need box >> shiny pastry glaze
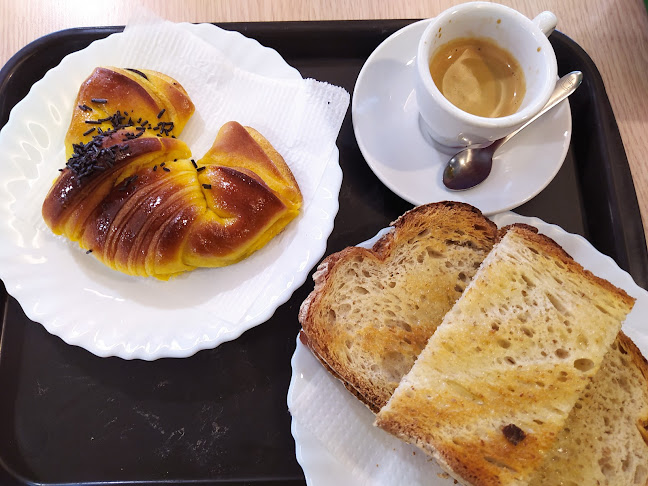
[42,67,303,279]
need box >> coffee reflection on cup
[429,37,526,118]
[415,2,558,149]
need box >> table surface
[2,0,648,246]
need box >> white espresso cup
[416,2,558,148]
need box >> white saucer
[351,19,572,215]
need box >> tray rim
[0,18,647,486]
[545,30,648,289]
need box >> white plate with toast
[0,22,344,360]
[288,212,648,485]
[352,19,572,215]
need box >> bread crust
[299,330,381,412]
[616,332,648,486]
[618,331,648,384]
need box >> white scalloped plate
[287,212,648,485]
[0,23,342,360]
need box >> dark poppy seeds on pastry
[65,129,130,179]
[125,68,148,80]
[156,121,174,136]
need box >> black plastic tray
[0,20,646,486]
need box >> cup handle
[533,11,558,37]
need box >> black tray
[0,20,646,486]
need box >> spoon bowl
[443,71,583,191]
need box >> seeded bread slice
[298,201,498,412]
[528,331,648,486]
[375,224,635,486]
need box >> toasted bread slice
[375,224,635,486]
[299,201,498,412]
[528,331,648,486]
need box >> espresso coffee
[429,37,526,118]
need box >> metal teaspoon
[442,71,583,191]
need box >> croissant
[42,67,303,279]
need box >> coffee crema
[429,37,526,118]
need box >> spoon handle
[500,71,583,147]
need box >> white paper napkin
[289,340,454,485]
[120,18,349,207]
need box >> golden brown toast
[528,331,648,486]
[375,224,635,486]
[299,201,498,412]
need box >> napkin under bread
[289,338,448,485]
[19,13,349,326]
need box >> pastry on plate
[42,67,302,279]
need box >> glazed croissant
[42,67,302,279]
